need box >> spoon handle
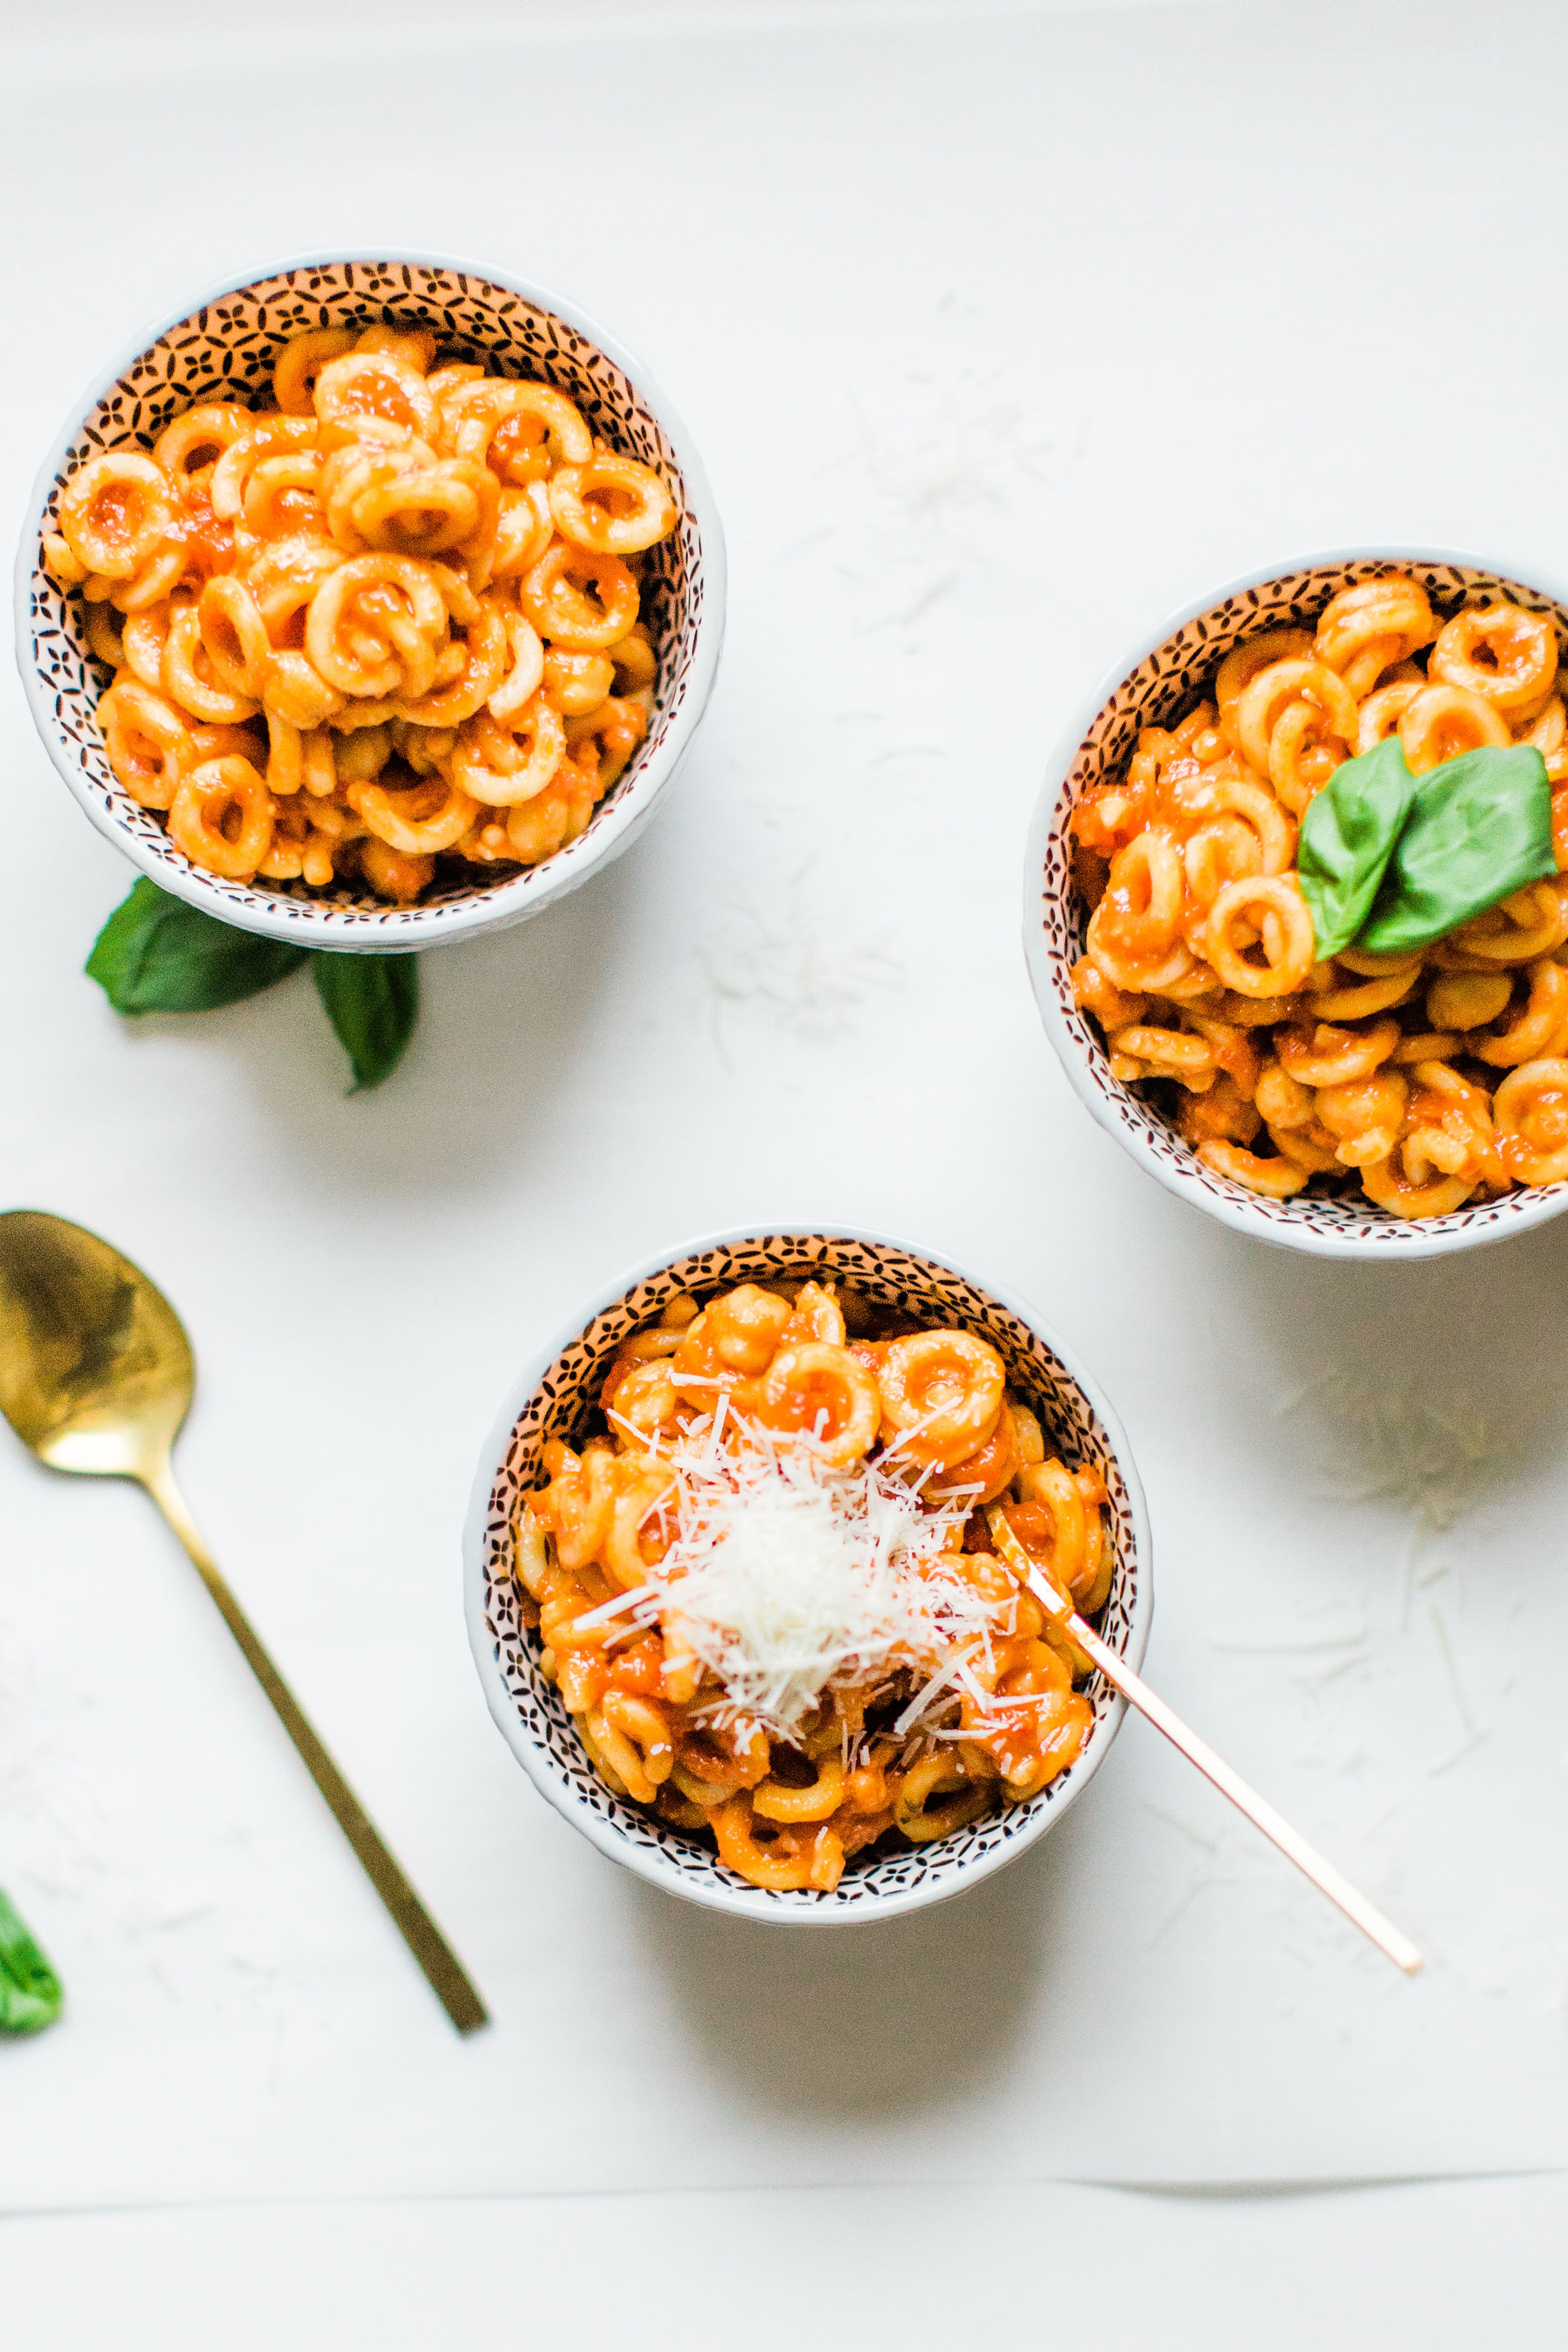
[144,1461,488,2034]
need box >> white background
[4,0,1568,2336]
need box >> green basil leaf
[1297,734,1422,958]
[1359,745,1555,956]
[0,1887,63,2035]
[86,879,309,1014]
[312,951,420,1091]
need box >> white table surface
[4,0,1568,2336]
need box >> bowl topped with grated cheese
[464,1226,1151,1920]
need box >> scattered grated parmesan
[583,1414,1005,1748]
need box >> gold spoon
[0,1209,487,2034]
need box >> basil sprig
[1298,740,1554,961]
[87,881,420,1090]
[0,1887,63,2035]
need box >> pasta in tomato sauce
[1069,575,1568,1215]
[516,1277,1112,1893]
[42,321,676,905]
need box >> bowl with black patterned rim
[14,252,725,951]
[463,1226,1151,1921]
[1024,547,1568,1260]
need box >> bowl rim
[461,1221,1154,1923]
[1023,542,1568,1262]
[14,247,727,951]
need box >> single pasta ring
[348,770,478,855]
[1202,874,1315,997]
[167,753,275,878]
[563,693,647,791]
[519,541,640,650]
[751,1757,847,1825]
[209,417,319,518]
[1430,602,1558,716]
[1215,628,1315,730]
[1493,1057,1568,1184]
[1397,681,1511,773]
[1188,773,1297,873]
[162,602,261,724]
[1355,679,1424,755]
[1275,1015,1399,1087]
[58,453,174,581]
[1101,826,1184,951]
[487,612,546,724]
[273,327,355,416]
[444,379,593,479]
[152,402,252,499]
[760,1340,881,1465]
[198,576,272,702]
[487,482,555,582]
[112,536,192,616]
[542,645,615,715]
[99,678,193,809]
[242,452,325,540]
[450,695,566,808]
[1360,1152,1475,1217]
[876,1329,1006,1469]
[1313,1072,1410,1168]
[304,553,448,699]
[548,451,677,555]
[1195,1139,1309,1196]
[1454,879,1568,965]
[351,455,497,561]
[1313,576,1435,695]
[1234,659,1356,781]
[890,1754,994,1845]
[1475,959,1568,1066]
[1085,901,1196,994]
[312,350,439,450]
[391,598,509,727]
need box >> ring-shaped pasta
[589,1693,674,1805]
[1196,1139,1310,1196]
[1454,879,1568,965]
[1355,679,1424,755]
[1431,602,1558,715]
[891,1754,994,1844]
[351,456,495,560]
[548,453,678,555]
[1215,628,1315,730]
[487,482,555,584]
[1183,816,1261,915]
[1493,1058,1568,1184]
[262,649,346,730]
[1203,874,1316,997]
[58,453,174,581]
[313,350,438,451]
[1307,967,1419,1021]
[167,754,274,878]
[751,1757,847,1825]
[450,695,566,806]
[609,624,658,693]
[1360,1153,1476,1217]
[1085,900,1198,994]
[209,417,319,518]
[273,327,355,416]
[1267,698,1345,814]
[198,576,271,701]
[1275,1015,1399,1087]
[504,768,596,862]
[487,613,546,724]
[162,603,261,723]
[519,541,639,650]
[1397,681,1511,773]
[304,553,447,699]
[709,1797,840,1891]
[924,1406,1019,1508]
[153,402,252,496]
[761,1341,881,1466]
[444,379,592,479]
[242,453,325,540]
[99,678,193,809]
[112,537,191,616]
[391,598,508,727]
[542,645,616,714]
[1235,659,1356,780]
[564,693,648,792]
[347,770,479,854]
[119,606,172,691]
[1102,827,1183,951]
[1189,774,1296,873]
[877,1330,1006,1469]
[1314,576,1435,694]
[1475,958,1568,1066]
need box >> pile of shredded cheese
[582,1411,1010,1747]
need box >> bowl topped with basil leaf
[1025,553,1568,1257]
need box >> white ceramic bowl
[1025,546,1568,1260]
[15,252,725,952]
[464,1226,1152,1922]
